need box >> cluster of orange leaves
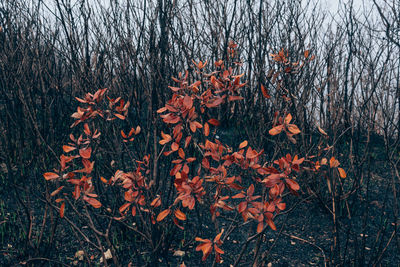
[43,45,346,264]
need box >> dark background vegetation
[0,0,399,266]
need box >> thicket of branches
[0,0,399,266]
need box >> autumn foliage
[44,43,346,265]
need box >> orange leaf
[84,123,91,136]
[79,147,92,159]
[260,84,271,98]
[239,140,248,149]
[329,157,340,168]
[174,209,187,221]
[63,145,76,153]
[287,124,301,135]
[204,122,210,136]
[157,209,171,222]
[85,197,102,208]
[338,167,346,178]
[60,202,65,218]
[119,203,131,213]
[160,131,172,145]
[50,186,64,197]
[318,126,328,136]
[284,113,292,124]
[257,222,264,233]
[189,121,197,133]
[196,242,212,261]
[267,219,277,231]
[44,172,59,180]
[304,50,310,58]
[214,244,224,254]
[178,148,185,159]
[285,179,300,191]
[171,142,179,151]
[151,196,162,207]
[228,95,244,101]
[208,119,220,126]
[183,95,193,109]
[269,125,283,135]
[214,229,224,242]
[114,113,125,120]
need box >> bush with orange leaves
[43,43,345,265]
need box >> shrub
[43,43,345,266]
